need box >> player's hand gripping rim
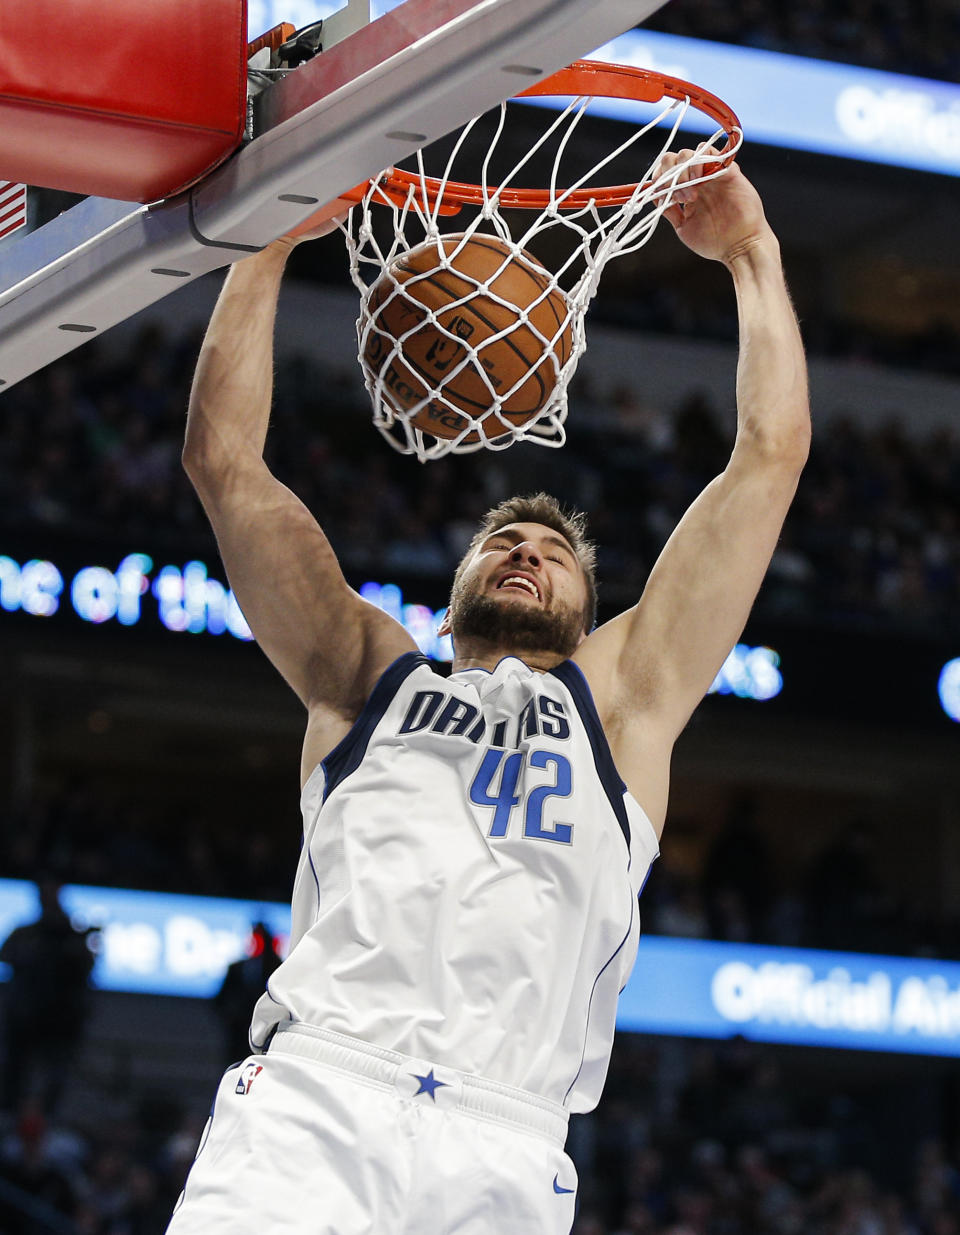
[652,143,774,267]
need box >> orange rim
[342,59,741,215]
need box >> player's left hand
[654,146,775,267]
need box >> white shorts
[166,1023,578,1235]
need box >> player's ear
[437,606,452,637]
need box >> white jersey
[251,652,658,1113]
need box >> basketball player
[166,150,809,1234]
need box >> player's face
[447,523,589,659]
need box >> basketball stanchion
[339,59,742,462]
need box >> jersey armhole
[315,651,429,802]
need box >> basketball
[362,233,572,441]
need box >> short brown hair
[453,493,597,633]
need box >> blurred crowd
[589,291,960,382]
[0,893,279,1233]
[568,1036,960,1235]
[0,779,297,905]
[1,252,959,1231]
[0,312,957,963]
[2,1026,959,1235]
[643,802,944,957]
[646,0,960,83]
[0,1095,205,1234]
[2,3,959,1229]
[1,322,958,633]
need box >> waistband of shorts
[267,1022,569,1146]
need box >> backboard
[0,0,669,393]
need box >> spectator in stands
[214,922,284,1062]
[0,877,96,1117]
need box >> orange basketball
[362,233,572,441]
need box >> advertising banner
[4,879,960,1056]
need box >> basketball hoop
[342,60,743,462]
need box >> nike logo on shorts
[553,1174,575,1194]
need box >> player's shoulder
[302,649,433,787]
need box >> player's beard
[448,583,584,660]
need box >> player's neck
[451,643,565,675]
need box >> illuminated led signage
[254,4,960,177]
[0,879,288,998]
[4,878,960,1055]
[0,555,62,617]
[0,550,780,693]
[586,31,960,177]
[0,541,793,702]
[0,547,457,656]
[619,936,960,1055]
[1,551,253,640]
[708,643,781,701]
[939,658,960,723]
[359,581,452,661]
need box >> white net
[343,80,742,462]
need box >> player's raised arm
[182,226,415,746]
[576,157,810,819]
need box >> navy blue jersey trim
[550,660,631,850]
[321,651,428,802]
[564,897,635,1104]
[307,847,321,906]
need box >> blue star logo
[411,1069,449,1101]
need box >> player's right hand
[655,149,774,268]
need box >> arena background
[1,2,959,1231]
